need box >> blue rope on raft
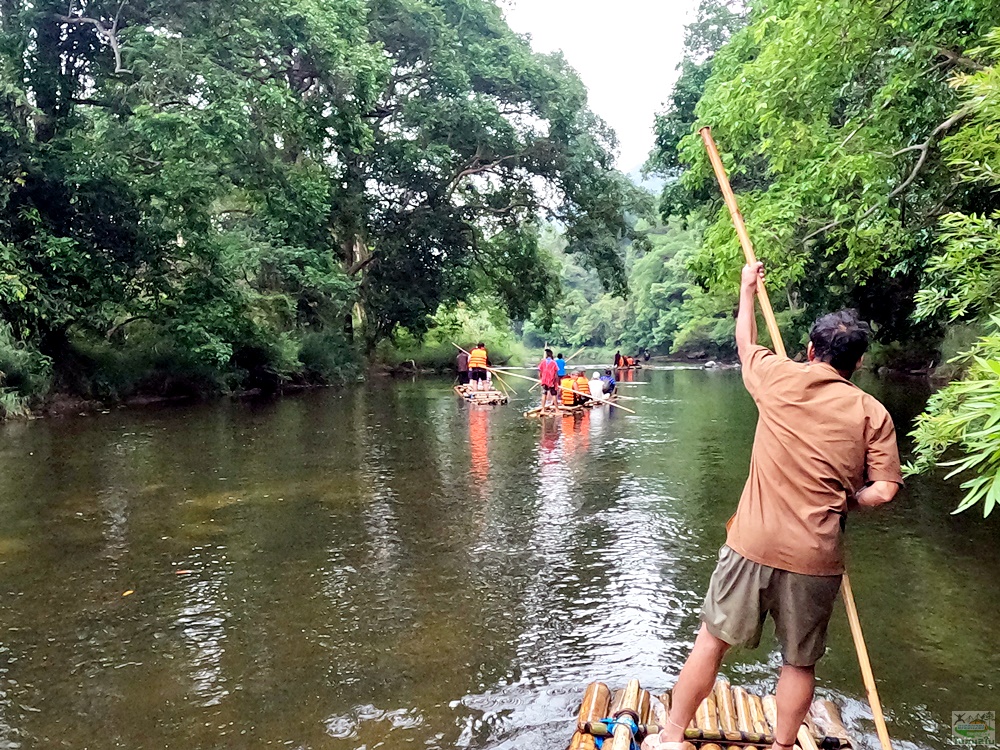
[594,716,641,750]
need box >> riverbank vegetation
[0,0,641,413]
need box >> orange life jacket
[468,347,488,369]
[576,376,591,396]
[560,376,576,405]
[626,357,634,367]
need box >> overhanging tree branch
[57,0,131,74]
[803,106,975,243]
[444,153,521,199]
[347,253,378,276]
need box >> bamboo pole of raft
[762,696,779,736]
[639,690,653,726]
[569,732,598,750]
[700,126,893,750]
[696,693,720,732]
[812,699,850,743]
[610,679,642,750]
[577,682,612,732]
[748,694,769,736]
[714,679,739,733]
[733,686,753,733]
[798,724,822,750]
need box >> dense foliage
[516,222,741,360]
[644,0,1000,514]
[0,0,636,409]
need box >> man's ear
[855,354,865,373]
[806,342,815,362]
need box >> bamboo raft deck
[568,678,852,750]
[524,395,619,418]
[454,384,509,405]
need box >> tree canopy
[0,0,637,403]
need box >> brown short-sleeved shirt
[726,345,903,576]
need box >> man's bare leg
[771,664,815,750]
[660,624,731,742]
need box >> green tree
[668,0,997,346]
[906,30,1000,515]
[339,0,640,345]
[0,0,639,402]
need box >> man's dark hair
[557,352,564,359]
[477,342,485,348]
[544,348,553,358]
[809,309,871,372]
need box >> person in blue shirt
[600,369,617,395]
[555,353,567,378]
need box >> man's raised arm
[736,262,765,363]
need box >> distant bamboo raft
[567,679,852,750]
[523,395,619,418]
[454,385,508,405]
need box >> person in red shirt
[537,349,559,411]
[645,262,902,750]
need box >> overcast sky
[502,0,701,173]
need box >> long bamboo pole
[699,126,893,750]
[698,128,784,357]
[840,574,893,750]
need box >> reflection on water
[0,370,995,749]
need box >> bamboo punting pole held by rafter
[699,126,893,750]
[698,128,785,358]
[841,574,893,750]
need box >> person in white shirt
[589,372,606,402]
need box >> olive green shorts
[701,546,842,667]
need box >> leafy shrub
[0,323,50,416]
[906,316,1000,516]
[297,331,360,382]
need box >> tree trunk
[30,1,68,142]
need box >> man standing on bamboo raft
[644,262,903,750]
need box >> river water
[0,367,996,750]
